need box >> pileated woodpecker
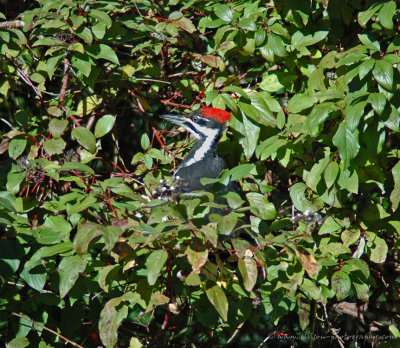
[161,107,236,196]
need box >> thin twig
[11,312,85,348]
[133,0,143,17]
[16,67,41,98]
[226,321,245,344]
[0,118,13,129]
[161,100,191,109]
[136,78,171,84]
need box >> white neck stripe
[180,125,219,168]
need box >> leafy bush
[1,0,400,347]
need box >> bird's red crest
[201,107,231,123]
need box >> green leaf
[338,168,359,193]
[287,94,316,114]
[247,92,277,126]
[246,192,277,220]
[47,106,63,117]
[8,137,26,159]
[71,54,92,77]
[358,33,380,52]
[370,93,387,116]
[0,240,20,276]
[74,222,103,255]
[71,127,97,153]
[368,235,388,263]
[0,191,16,212]
[218,213,238,236]
[99,301,128,348]
[20,261,46,291]
[346,101,367,131]
[238,18,257,31]
[358,59,375,80]
[332,123,359,169]
[319,216,342,235]
[229,164,255,181]
[58,255,87,298]
[176,17,196,33]
[59,162,94,175]
[103,226,122,252]
[358,3,382,28]
[205,283,228,321]
[201,225,218,247]
[44,215,72,237]
[300,278,321,300]
[238,256,258,292]
[95,115,116,138]
[73,222,103,255]
[6,337,29,348]
[146,249,168,285]
[214,4,233,22]
[98,264,120,292]
[87,44,119,65]
[344,259,370,278]
[373,59,394,90]
[341,229,360,247]
[49,119,68,138]
[90,9,112,28]
[141,133,150,150]
[186,243,208,272]
[324,161,339,189]
[289,182,322,213]
[378,1,396,30]
[76,95,102,116]
[390,160,400,211]
[26,242,73,268]
[306,103,332,134]
[331,271,351,301]
[268,33,287,58]
[68,194,98,215]
[239,114,260,159]
[353,282,369,302]
[43,137,66,155]
[75,26,93,44]
[70,14,85,30]
[292,30,329,50]
[305,156,330,191]
[13,197,38,213]
[92,22,107,39]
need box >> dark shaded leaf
[73,222,103,255]
[205,283,228,321]
[58,255,87,298]
[331,271,351,301]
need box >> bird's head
[161,107,231,140]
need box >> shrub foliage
[1,0,400,347]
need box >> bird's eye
[193,116,199,122]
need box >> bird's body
[161,107,253,241]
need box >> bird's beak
[160,114,187,128]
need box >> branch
[59,57,69,104]
[0,20,25,29]
[11,312,85,348]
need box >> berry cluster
[292,210,323,225]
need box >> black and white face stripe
[161,113,224,167]
[181,124,219,167]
